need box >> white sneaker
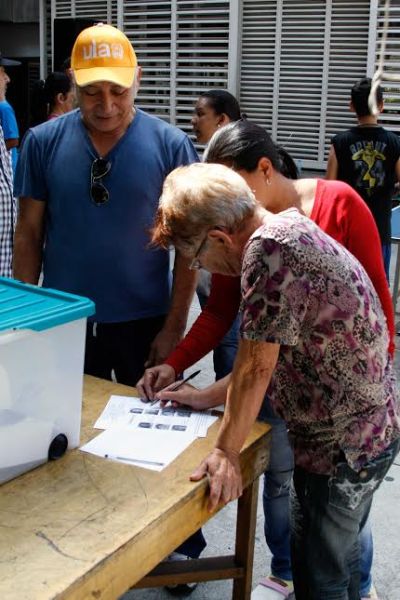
[164,551,198,596]
[252,575,295,599]
[361,583,379,600]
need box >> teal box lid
[0,278,95,332]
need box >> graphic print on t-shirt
[350,140,386,195]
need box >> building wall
[42,0,400,169]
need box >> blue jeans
[175,528,206,559]
[258,397,375,593]
[259,399,294,581]
[197,289,240,381]
[291,438,400,600]
[382,243,391,282]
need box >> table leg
[232,477,260,600]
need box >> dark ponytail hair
[200,89,242,122]
[30,71,72,126]
[276,146,299,180]
[204,120,298,179]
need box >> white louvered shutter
[47,0,118,73]
[52,0,115,20]
[239,0,277,134]
[123,0,231,131]
[323,1,372,159]
[375,0,400,133]
[123,1,174,121]
[275,2,328,165]
[239,0,374,169]
[174,0,231,135]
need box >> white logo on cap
[82,41,124,60]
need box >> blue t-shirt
[0,100,19,177]
[15,108,198,322]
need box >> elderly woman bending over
[151,162,400,600]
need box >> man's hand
[190,448,242,512]
[136,364,176,400]
[145,326,184,368]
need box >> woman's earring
[265,177,271,186]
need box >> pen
[104,454,164,467]
[150,369,201,406]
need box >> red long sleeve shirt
[165,180,395,374]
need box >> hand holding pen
[150,369,201,407]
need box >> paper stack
[80,395,219,471]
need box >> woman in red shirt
[138,120,392,600]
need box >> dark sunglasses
[91,158,111,206]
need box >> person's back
[327,77,400,279]
[243,207,397,472]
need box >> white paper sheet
[80,427,195,471]
[94,395,218,438]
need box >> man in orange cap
[13,23,198,388]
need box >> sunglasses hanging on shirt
[90,158,111,206]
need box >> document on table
[93,394,218,438]
[80,427,195,471]
[80,394,219,471]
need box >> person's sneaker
[251,575,295,599]
[361,583,379,600]
[164,551,198,596]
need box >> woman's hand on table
[190,448,242,512]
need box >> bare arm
[145,251,198,366]
[5,138,18,151]
[191,339,280,511]
[395,157,400,183]
[13,197,46,284]
[326,145,339,180]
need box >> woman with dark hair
[138,120,393,600]
[30,71,74,126]
[191,90,244,385]
[191,89,242,144]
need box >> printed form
[80,395,219,471]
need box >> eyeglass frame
[189,233,209,270]
[90,158,111,206]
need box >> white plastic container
[0,278,95,484]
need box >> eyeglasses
[189,234,209,270]
[91,158,111,206]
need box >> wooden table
[0,376,270,600]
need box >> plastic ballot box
[0,278,95,484]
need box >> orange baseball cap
[71,23,137,88]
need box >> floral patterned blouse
[240,208,400,474]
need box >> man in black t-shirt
[326,77,400,279]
